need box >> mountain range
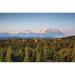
[0,28,65,39]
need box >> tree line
[0,36,75,62]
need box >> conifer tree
[24,46,29,62]
[5,46,12,62]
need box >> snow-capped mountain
[0,28,65,39]
[38,28,64,38]
[39,28,63,34]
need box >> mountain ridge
[0,28,65,39]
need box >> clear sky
[0,13,75,36]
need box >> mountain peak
[39,28,63,34]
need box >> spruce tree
[5,46,12,62]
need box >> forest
[0,36,75,62]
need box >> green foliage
[11,48,24,62]
[24,46,29,62]
[0,36,75,62]
[5,46,12,62]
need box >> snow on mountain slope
[0,28,65,39]
[38,28,65,38]
[39,28,63,34]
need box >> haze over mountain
[0,28,65,39]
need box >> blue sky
[0,13,75,36]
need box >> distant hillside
[62,36,75,40]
